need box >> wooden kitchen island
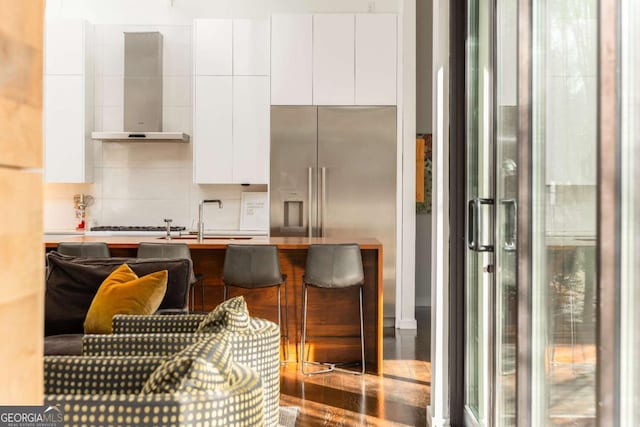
[44,236,384,374]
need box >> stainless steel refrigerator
[270,106,396,320]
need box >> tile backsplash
[44,22,267,231]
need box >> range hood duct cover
[92,32,189,142]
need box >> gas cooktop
[90,226,187,232]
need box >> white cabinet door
[194,19,233,76]
[355,14,397,105]
[44,75,86,183]
[270,14,312,105]
[233,19,270,76]
[313,14,355,105]
[193,76,233,183]
[45,20,85,75]
[232,76,270,184]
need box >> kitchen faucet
[198,199,223,242]
[163,218,173,240]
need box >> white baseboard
[428,406,451,427]
[396,318,418,329]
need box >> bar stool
[301,244,365,375]
[57,242,110,258]
[137,242,204,312]
[222,244,290,361]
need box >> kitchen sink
[156,236,253,240]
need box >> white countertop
[45,229,268,238]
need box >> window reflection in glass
[531,0,597,424]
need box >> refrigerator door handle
[320,167,327,237]
[308,167,313,238]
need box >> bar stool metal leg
[301,284,365,376]
[301,283,309,375]
[283,280,290,362]
[359,285,365,374]
[275,281,291,363]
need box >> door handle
[320,167,327,237]
[467,197,494,252]
[468,199,478,250]
[308,167,313,238]
[502,199,517,252]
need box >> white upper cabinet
[44,19,93,183]
[193,76,233,183]
[194,19,232,76]
[45,19,87,75]
[313,14,355,105]
[233,19,270,76]
[44,75,90,183]
[233,76,270,184]
[355,14,397,105]
[270,14,313,105]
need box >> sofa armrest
[111,314,205,334]
[85,318,281,427]
[83,333,206,357]
[45,363,264,427]
[44,356,166,395]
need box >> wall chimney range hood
[92,32,189,142]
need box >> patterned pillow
[142,334,232,394]
[196,296,250,333]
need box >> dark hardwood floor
[280,307,431,426]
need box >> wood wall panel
[0,170,43,304]
[0,0,44,405]
[0,0,43,168]
[0,294,43,403]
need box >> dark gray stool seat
[57,242,110,258]
[137,242,202,312]
[223,244,290,361]
[301,243,365,375]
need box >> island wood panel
[74,244,383,374]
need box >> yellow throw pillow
[84,264,168,334]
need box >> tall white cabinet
[355,14,397,105]
[271,13,397,106]
[312,14,355,105]
[270,14,313,105]
[193,19,270,184]
[44,19,93,183]
[233,77,270,184]
[193,76,233,183]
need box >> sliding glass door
[464,1,598,425]
[464,0,518,425]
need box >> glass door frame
[597,0,619,425]
[464,0,496,425]
[515,0,533,424]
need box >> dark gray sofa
[44,251,192,355]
